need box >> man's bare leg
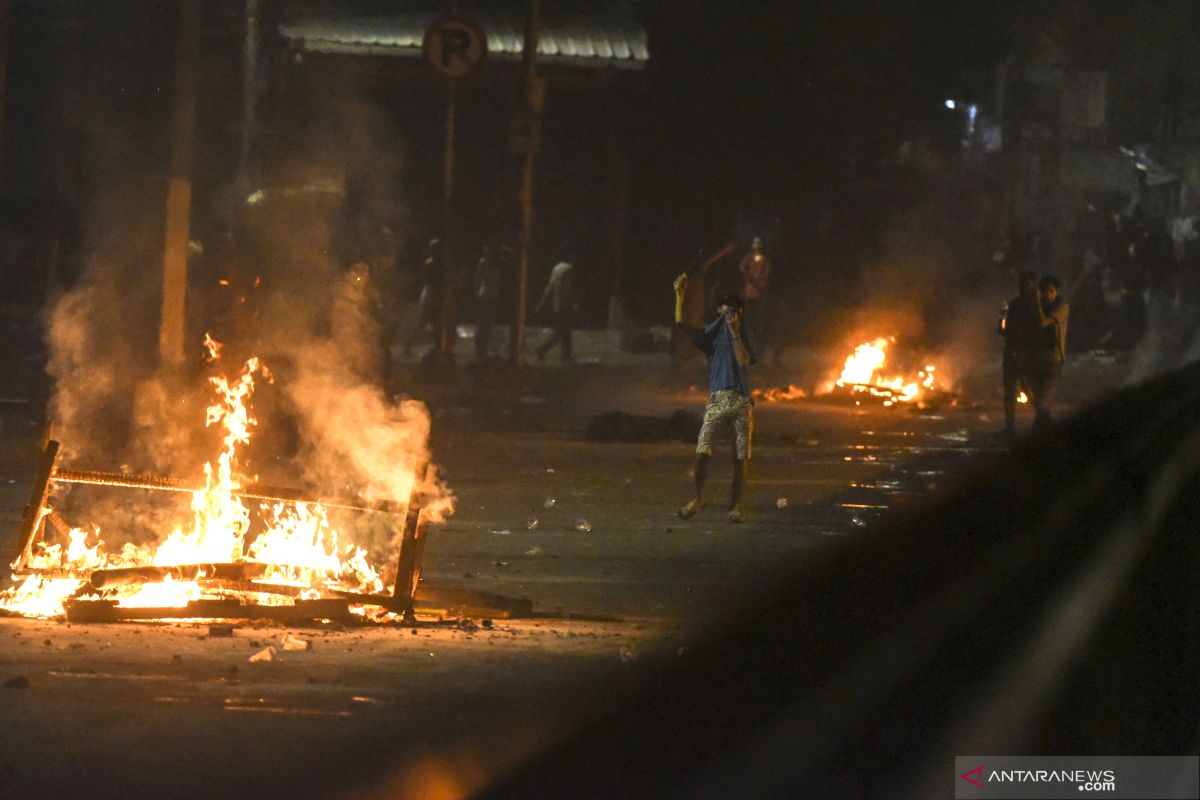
[729,458,746,522]
[679,453,710,519]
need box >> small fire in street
[756,336,950,407]
[0,335,449,621]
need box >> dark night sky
[3,0,1178,332]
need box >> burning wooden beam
[391,462,431,619]
[88,562,269,590]
[14,440,59,570]
[51,467,409,515]
[63,597,352,624]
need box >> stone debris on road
[281,634,312,652]
[249,646,276,663]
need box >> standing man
[534,261,579,362]
[674,273,756,523]
[1029,275,1070,433]
[473,244,501,360]
[999,270,1041,438]
[738,236,772,350]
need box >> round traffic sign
[422,16,488,79]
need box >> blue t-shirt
[693,316,755,399]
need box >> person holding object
[673,273,756,523]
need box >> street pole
[239,0,258,179]
[0,0,12,191]
[438,76,457,362]
[159,0,199,367]
[511,0,540,365]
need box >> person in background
[998,270,1041,438]
[1029,275,1069,433]
[673,273,756,523]
[534,261,579,362]
[738,236,772,351]
[473,244,501,360]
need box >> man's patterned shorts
[696,389,753,460]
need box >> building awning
[279,1,647,70]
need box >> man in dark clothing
[999,270,1041,437]
[673,273,756,523]
[1029,275,1070,434]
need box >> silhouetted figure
[999,270,1041,437]
[474,244,501,360]
[1029,275,1070,434]
[534,261,579,363]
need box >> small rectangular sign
[954,756,1199,799]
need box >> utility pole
[0,0,12,191]
[510,0,541,365]
[239,0,258,179]
[437,70,458,363]
[159,0,200,367]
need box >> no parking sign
[422,15,488,78]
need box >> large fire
[0,336,434,619]
[829,336,943,406]
[754,336,949,406]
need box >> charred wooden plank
[391,463,431,619]
[331,586,533,619]
[89,562,269,589]
[14,440,60,569]
[63,597,352,623]
[198,578,307,597]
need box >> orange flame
[1,335,426,616]
[828,337,945,405]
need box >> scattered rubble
[249,646,276,663]
[281,634,312,652]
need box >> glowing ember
[754,384,807,402]
[1,335,424,618]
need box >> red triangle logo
[961,764,985,788]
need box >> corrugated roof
[279,1,647,70]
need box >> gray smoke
[42,83,451,557]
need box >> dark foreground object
[479,362,1200,799]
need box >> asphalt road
[0,356,1128,799]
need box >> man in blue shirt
[673,273,756,522]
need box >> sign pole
[511,0,540,366]
[422,12,486,369]
[438,77,457,362]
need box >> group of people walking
[405,238,580,363]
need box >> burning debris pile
[0,336,494,623]
[755,336,954,407]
